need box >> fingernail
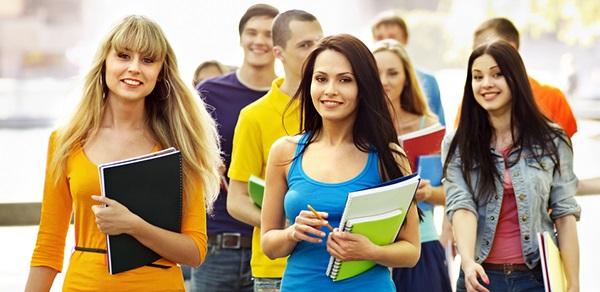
[321,232,326,237]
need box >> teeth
[123,79,141,86]
[323,101,341,105]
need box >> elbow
[406,244,421,267]
[260,239,278,260]
[225,196,241,222]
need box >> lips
[480,92,500,101]
[121,78,143,87]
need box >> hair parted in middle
[443,40,570,203]
[50,15,222,212]
[293,33,410,180]
[372,38,433,117]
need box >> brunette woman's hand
[91,195,141,235]
[326,229,377,261]
[287,210,329,243]
[461,259,490,292]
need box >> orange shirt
[454,76,577,137]
[528,77,577,137]
[30,131,207,291]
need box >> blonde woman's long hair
[50,15,222,213]
[372,39,434,118]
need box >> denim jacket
[442,131,581,269]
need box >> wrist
[286,225,300,243]
[128,214,145,236]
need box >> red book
[398,124,446,171]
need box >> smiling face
[240,15,275,68]
[310,49,359,123]
[471,54,512,115]
[374,50,406,106]
[104,47,162,102]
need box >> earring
[99,77,106,99]
[163,79,171,100]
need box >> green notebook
[325,173,420,281]
[328,209,405,281]
[248,175,265,208]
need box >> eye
[493,72,503,78]
[314,75,326,83]
[340,77,353,83]
[117,52,130,59]
[142,57,155,64]
[472,75,483,81]
[388,70,399,77]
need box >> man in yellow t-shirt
[227,10,323,291]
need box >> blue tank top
[280,133,395,291]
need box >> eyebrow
[314,71,354,76]
[472,65,499,72]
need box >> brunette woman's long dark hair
[293,34,409,180]
[443,40,570,203]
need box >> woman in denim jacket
[443,41,580,292]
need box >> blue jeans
[190,245,253,292]
[253,277,281,292]
[456,267,544,292]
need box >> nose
[324,80,338,97]
[127,57,141,73]
[482,75,493,88]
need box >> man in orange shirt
[457,17,577,137]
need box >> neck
[390,103,420,135]
[318,119,354,147]
[279,70,300,97]
[238,62,276,89]
[488,109,513,149]
[102,97,147,130]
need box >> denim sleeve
[549,137,581,221]
[441,134,478,223]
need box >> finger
[293,230,323,243]
[476,267,490,286]
[91,195,113,206]
[298,223,327,238]
[468,272,489,292]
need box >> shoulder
[269,135,300,161]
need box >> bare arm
[25,266,57,292]
[91,196,203,267]
[576,177,600,196]
[453,209,489,292]
[555,215,579,292]
[227,180,262,227]
[261,137,328,259]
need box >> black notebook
[98,147,182,274]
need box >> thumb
[477,267,490,284]
[91,195,113,206]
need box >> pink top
[485,147,525,264]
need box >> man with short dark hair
[372,10,446,126]
[228,9,323,292]
[190,4,279,292]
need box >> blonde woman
[372,39,451,291]
[25,15,221,291]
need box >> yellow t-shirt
[31,131,208,291]
[228,77,300,278]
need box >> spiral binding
[177,151,183,226]
[328,223,354,279]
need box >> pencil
[307,204,334,231]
